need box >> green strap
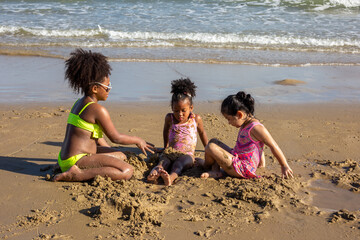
[78,102,94,115]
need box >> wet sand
[2,55,360,104]
[0,101,359,239]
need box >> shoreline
[1,51,360,67]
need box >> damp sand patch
[312,159,360,193]
[307,179,360,212]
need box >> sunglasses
[95,82,112,92]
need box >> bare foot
[159,169,172,186]
[147,166,163,182]
[200,171,223,179]
[53,165,83,182]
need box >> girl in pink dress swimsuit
[200,91,293,179]
[147,78,208,186]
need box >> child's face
[94,76,111,101]
[222,111,244,128]
[172,99,193,124]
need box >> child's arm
[94,105,154,155]
[251,124,293,178]
[97,137,110,147]
[163,114,172,149]
[195,114,208,147]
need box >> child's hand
[136,139,155,156]
[281,165,294,179]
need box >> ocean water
[0,0,359,66]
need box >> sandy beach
[0,98,359,239]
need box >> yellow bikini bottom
[58,151,88,172]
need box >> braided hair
[221,91,255,116]
[65,48,112,95]
[171,78,197,106]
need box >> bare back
[60,98,100,159]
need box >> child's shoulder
[164,113,173,121]
[248,119,267,133]
[249,119,264,127]
[191,112,202,120]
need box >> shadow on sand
[0,141,147,177]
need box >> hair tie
[184,92,192,97]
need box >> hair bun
[235,91,255,115]
[171,78,197,98]
[235,91,246,100]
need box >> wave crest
[1,25,359,53]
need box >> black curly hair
[221,91,255,116]
[65,48,112,95]
[171,78,197,106]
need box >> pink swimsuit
[168,113,197,156]
[231,121,264,178]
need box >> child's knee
[117,152,127,161]
[123,165,134,180]
[205,142,218,154]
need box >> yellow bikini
[58,100,103,172]
[67,101,103,139]
[58,152,88,172]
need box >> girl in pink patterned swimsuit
[201,91,293,179]
[147,78,208,186]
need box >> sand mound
[162,147,186,161]
[33,233,73,240]
[87,176,164,232]
[17,209,62,227]
[71,175,169,238]
[274,79,306,86]
[330,209,358,223]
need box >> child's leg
[96,146,128,160]
[160,155,194,186]
[201,162,222,179]
[201,140,240,179]
[54,152,133,182]
[258,152,266,168]
[200,138,232,169]
[147,156,171,182]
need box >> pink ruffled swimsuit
[168,113,197,156]
[231,121,264,178]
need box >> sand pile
[17,209,62,227]
[57,153,170,238]
[81,176,166,237]
[33,233,73,240]
[274,79,306,86]
[161,147,186,161]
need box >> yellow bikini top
[67,100,103,139]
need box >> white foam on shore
[1,26,359,54]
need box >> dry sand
[0,101,359,239]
